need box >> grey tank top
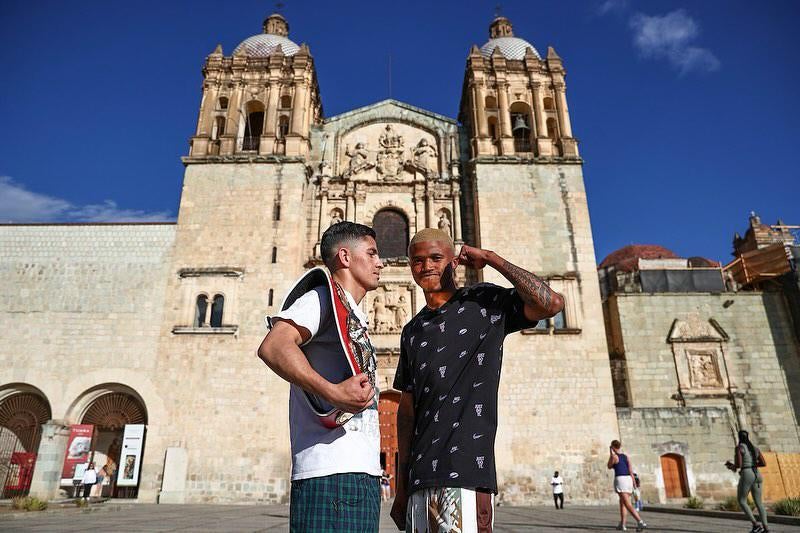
[739,444,759,469]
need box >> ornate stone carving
[376,125,405,179]
[437,211,452,238]
[344,142,374,177]
[367,284,413,334]
[411,138,437,174]
[329,208,343,226]
[688,352,722,388]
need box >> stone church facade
[1,13,797,506]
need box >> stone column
[554,82,573,138]
[474,84,489,137]
[531,81,546,138]
[203,299,212,326]
[264,83,277,137]
[452,184,462,242]
[318,191,328,241]
[345,190,355,221]
[497,83,512,138]
[291,83,308,135]
[28,421,70,501]
[425,188,434,228]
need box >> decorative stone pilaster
[28,421,70,501]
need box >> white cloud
[598,0,629,16]
[629,10,720,74]
[0,176,173,223]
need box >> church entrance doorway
[378,392,400,495]
[0,390,51,498]
[660,453,689,499]
[79,391,147,499]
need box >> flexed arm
[457,244,565,321]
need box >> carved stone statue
[376,125,405,179]
[394,295,409,330]
[370,293,392,332]
[437,212,452,238]
[412,138,438,173]
[329,209,343,227]
[344,142,374,177]
[689,354,720,388]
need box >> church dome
[599,244,680,272]
[233,13,300,57]
[480,16,540,60]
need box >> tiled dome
[233,34,300,57]
[480,37,540,60]
[599,245,680,272]
[233,13,299,57]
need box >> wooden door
[661,454,689,498]
[378,392,400,495]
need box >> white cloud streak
[597,0,629,16]
[0,176,173,223]
[629,9,720,74]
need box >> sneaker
[616,524,627,531]
[636,521,647,531]
[749,526,763,533]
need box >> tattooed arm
[457,244,565,321]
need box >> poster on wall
[116,424,145,487]
[60,424,94,485]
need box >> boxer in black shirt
[391,228,564,531]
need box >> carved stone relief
[687,350,722,388]
[365,283,414,334]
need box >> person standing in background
[551,471,564,509]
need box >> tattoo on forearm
[501,260,558,313]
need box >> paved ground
[0,502,791,532]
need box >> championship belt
[269,267,377,428]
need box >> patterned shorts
[406,486,495,533]
[290,473,380,532]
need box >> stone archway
[0,387,51,497]
[73,386,148,499]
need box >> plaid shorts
[290,473,380,532]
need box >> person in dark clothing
[726,430,769,533]
[390,228,564,531]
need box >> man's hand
[456,244,493,270]
[326,374,375,413]
[390,489,407,530]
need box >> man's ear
[337,246,351,268]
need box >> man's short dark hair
[321,221,377,271]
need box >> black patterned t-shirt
[393,283,536,494]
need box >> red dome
[599,244,679,272]
[687,256,720,268]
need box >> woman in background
[607,440,647,531]
[726,430,769,533]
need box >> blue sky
[1,0,798,264]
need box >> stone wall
[0,224,175,498]
[608,292,800,453]
[617,407,739,503]
[471,160,620,504]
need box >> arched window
[543,97,555,111]
[280,95,292,108]
[547,117,558,139]
[194,295,208,327]
[488,116,499,141]
[271,246,277,263]
[212,116,225,140]
[268,289,274,306]
[210,294,224,327]
[373,209,409,259]
[217,97,229,110]
[243,101,264,151]
[485,95,497,109]
[277,115,290,139]
[510,102,533,153]
[660,453,690,498]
